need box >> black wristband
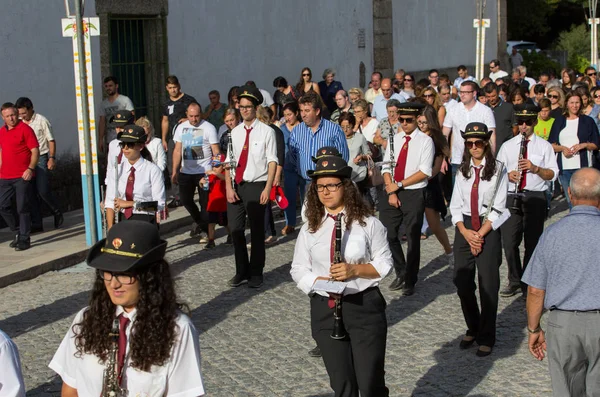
[49,156,56,159]
[28,167,35,172]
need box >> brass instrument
[331,215,347,340]
[101,319,126,397]
[114,155,120,224]
[509,132,528,216]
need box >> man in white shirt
[428,69,441,92]
[172,103,219,243]
[225,85,278,289]
[380,102,434,296]
[365,72,383,104]
[440,84,458,113]
[489,59,508,81]
[496,104,558,298]
[98,76,134,153]
[245,80,276,120]
[0,329,26,397]
[517,66,537,90]
[510,48,524,68]
[372,78,406,121]
[443,81,496,185]
[453,65,478,91]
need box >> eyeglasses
[399,117,415,124]
[547,94,559,99]
[440,92,450,95]
[417,120,428,126]
[98,271,136,285]
[341,125,353,130]
[316,182,343,192]
[429,75,439,79]
[119,142,138,149]
[423,94,435,98]
[459,90,474,95]
[239,105,254,110]
[404,78,413,82]
[302,73,310,77]
[465,140,485,149]
[517,119,535,126]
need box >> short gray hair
[322,68,336,80]
[570,168,600,201]
[517,65,527,75]
[386,99,402,109]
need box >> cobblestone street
[0,207,566,396]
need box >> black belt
[509,190,545,194]
[550,306,600,313]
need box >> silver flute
[114,156,120,224]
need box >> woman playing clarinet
[290,152,392,397]
[449,122,509,357]
[49,221,205,396]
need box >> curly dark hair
[74,259,187,372]
[459,140,497,181]
[305,178,373,233]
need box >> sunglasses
[594,94,600,99]
[399,117,415,124]
[423,94,435,98]
[465,140,485,149]
[588,72,597,76]
[119,142,139,149]
[517,119,535,126]
[302,73,310,76]
[404,78,413,82]
[547,94,559,99]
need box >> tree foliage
[554,23,596,72]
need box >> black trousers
[0,178,33,240]
[118,212,157,225]
[227,181,267,278]
[453,215,502,347]
[378,188,425,287]
[501,191,547,291]
[178,172,208,233]
[311,287,389,397]
[31,153,59,228]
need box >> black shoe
[189,223,201,238]
[54,211,64,229]
[459,336,476,349]
[228,275,248,287]
[308,346,322,357]
[500,284,521,298]
[204,240,216,250]
[15,239,31,251]
[9,234,19,248]
[401,285,415,296]
[31,225,44,234]
[167,199,181,208]
[224,235,233,245]
[248,275,264,288]
[476,346,493,357]
[389,277,405,291]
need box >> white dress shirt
[444,101,496,165]
[225,118,278,183]
[381,129,434,189]
[25,112,54,156]
[449,158,508,226]
[291,212,393,296]
[105,138,122,185]
[146,137,167,171]
[0,329,26,397]
[49,306,205,397]
[105,157,165,214]
[496,132,558,192]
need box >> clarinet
[101,185,107,237]
[114,156,120,224]
[331,215,347,340]
[101,319,126,397]
[388,122,396,180]
[509,131,528,216]
[227,129,237,191]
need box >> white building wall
[392,0,498,73]
[167,0,374,108]
[0,0,101,154]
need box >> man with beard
[98,76,134,153]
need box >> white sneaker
[198,233,209,244]
[446,252,454,268]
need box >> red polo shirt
[0,121,39,179]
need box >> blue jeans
[283,169,306,227]
[31,153,59,227]
[558,169,576,209]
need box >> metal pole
[74,0,98,243]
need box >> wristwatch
[397,181,404,189]
[527,325,542,334]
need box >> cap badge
[116,114,122,119]
[322,161,328,167]
[473,126,479,131]
[321,149,327,154]
[243,91,249,95]
[131,243,136,249]
[112,238,123,250]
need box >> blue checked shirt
[288,118,350,181]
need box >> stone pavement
[0,202,570,396]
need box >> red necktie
[235,127,253,185]
[518,139,530,191]
[471,167,482,231]
[118,150,123,164]
[124,166,135,219]
[117,314,130,385]
[328,214,338,309]
[394,136,411,182]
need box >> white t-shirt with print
[173,120,218,174]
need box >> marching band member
[105,110,134,185]
[49,220,205,396]
[290,154,392,397]
[380,102,434,296]
[497,104,558,298]
[105,125,165,228]
[450,122,508,357]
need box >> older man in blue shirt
[372,78,406,122]
[523,167,600,397]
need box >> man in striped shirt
[289,92,349,186]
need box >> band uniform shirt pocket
[125,365,167,397]
[250,140,265,157]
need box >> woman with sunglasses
[290,153,392,397]
[547,87,565,120]
[105,125,165,229]
[401,73,416,99]
[420,86,446,126]
[449,122,508,357]
[548,91,600,209]
[296,67,320,96]
[50,220,205,396]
